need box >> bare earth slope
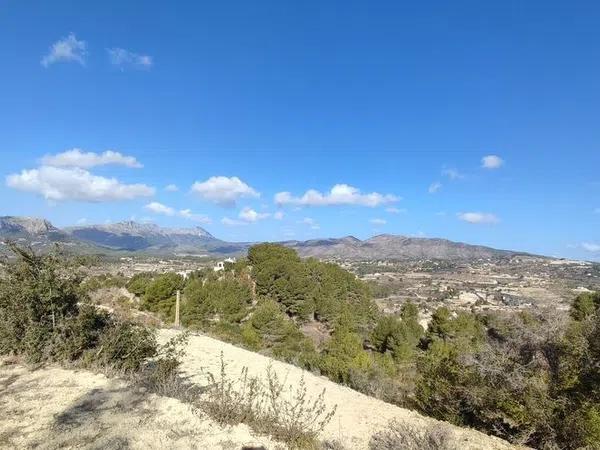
[0,363,278,449]
[0,330,517,449]
[159,329,516,450]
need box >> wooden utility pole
[174,290,181,327]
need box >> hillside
[0,362,280,449]
[0,215,530,260]
[0,329,515,450]
[158,329,516,449]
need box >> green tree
[571,292,600,321]
[126,272,154,296]
[142,272,183,319]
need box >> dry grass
[369,419,458,450]
[202,352,337,448]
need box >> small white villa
[213,257,236,272]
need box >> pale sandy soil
[0,363,280,450]
[159,329,517,450]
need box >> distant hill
[64,221,246,255]
[285,234,517,260]
[0,216,95,254]
[1,216,527,260]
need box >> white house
[213,257,236,272]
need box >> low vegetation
[369,420,457,450]
[202,353,336,448]
[124,243,600,449]
[0,243,339,448]
[5,242,600,448]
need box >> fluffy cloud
[41,149,142,169]
[428,181,442,194]
[582,242,600,252]
[165,184,179,192]
[6,166,154,202]
[457,212,499,224]
[191,176,259,206]
[144,202,211,223]
[275,184,398,208]
[144,202,175,216]
[41,33,87,67]
[370,218,387,225]
[107,48,153,69]
[239,207,270,223]
[481,155,504,169]
[222,207,270,225]
[273,211,284,220]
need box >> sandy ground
[0,363,280,450]
[159,329,516,450]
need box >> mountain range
[0,216,528,261]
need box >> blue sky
[1,1,599,260]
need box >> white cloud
[428,181,442,194]
[179,209,211,224]
[41,33,87,67]
[275,184,398,208]
[76,218,88,225]
[6,166,154,202]
[144,202,211,223]
[370,218,387,225]
[299,217,320,230]
[144,201,175,216]
[41,149,142,169]
[481,155,504,169]
[191,176,259,206]
[239,207,270,223]
[107,48,153,69]
[273,211,284,220]
[582,242,600,252]
[457,212,499,224]
[442,168,464,180]
[165,184,179,192]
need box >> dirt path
[159,329,516,450]
[0,363,279,450]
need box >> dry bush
[133,332,200,403]
[202,352,337,448]
[369,419,458,450]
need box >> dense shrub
[571,291,600,320]
[412,302,600,449]
[81,273,127,293]
[126,272,155,296]
[0,244,158,373]
[182,276,252,327]
[141,272,184,319]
